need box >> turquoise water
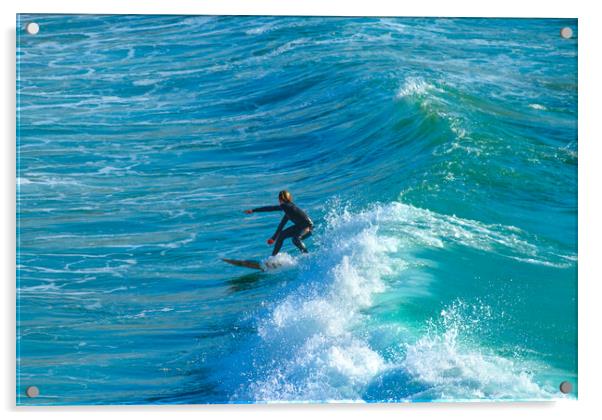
[16,15,577,404]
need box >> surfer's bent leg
[272,226,297,256]
[292,228,312,253]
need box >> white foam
[243,209,402,402]
[122,307,174,320]
[402,300,559,401]
[355,202,573,266]
[97,166,120,174]
[16,177,32,186]
[132,79,159,86]
[261,252,298,271]
[19,283,61,293]
[245,23,277,35]
[396,77,435,98]
[529,103,547,110]
[267,38,311,58]
[16,176,81,187]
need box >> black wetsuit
[252,202,314,256]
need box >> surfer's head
[278,190,292,204]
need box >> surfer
[244,190,313,256]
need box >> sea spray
[228,201,571,402]
[261,252,298,271]
[401,299,559,401]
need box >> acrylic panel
[16,15,578,405]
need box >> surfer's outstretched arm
[245,205,282,214]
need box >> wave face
[217,203,571,402]
[17,15,577,404]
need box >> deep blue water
[16,15,577,404]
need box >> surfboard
[222,258,263,271]
[222,258,285,271]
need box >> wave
[231,203,398,402]
[220,201,568,402]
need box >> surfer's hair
[278,190,292,203]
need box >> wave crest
[224,201,569,402]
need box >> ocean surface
[16,15,578,404]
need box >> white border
[3,1,601,420]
